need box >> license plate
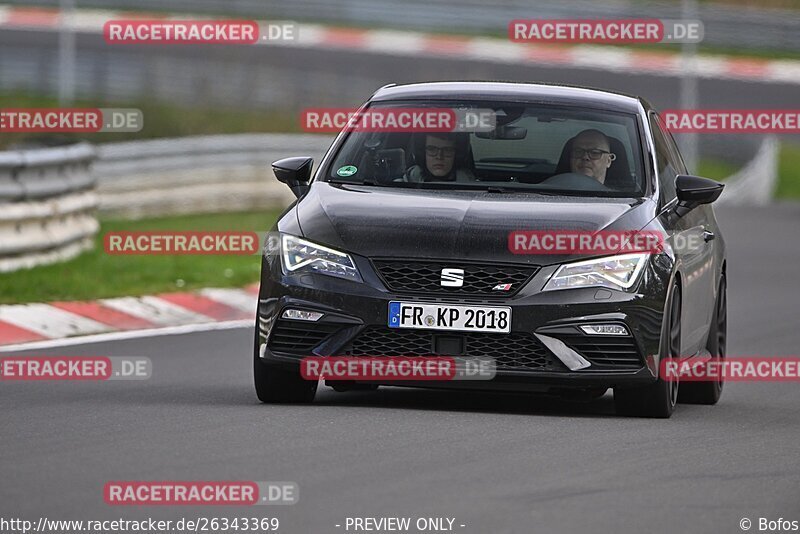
[388,301,511,334]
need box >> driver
[405,133,476,182]
[570,129,617,185]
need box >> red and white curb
[0,5,799,85]
[0,284,259,351]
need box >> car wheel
[678,274,726,405]
[614,282,681,418]
[253,325,317,403]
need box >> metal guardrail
[93,134,333,218]
[3,0,798,52]
[0,142,98,272]
[95,134,331,179]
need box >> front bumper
[256,254,670,392]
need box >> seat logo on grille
[440,268,464,287]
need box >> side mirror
[272,156,313,198]
[674,174,724,216]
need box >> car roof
[370,81,649,114]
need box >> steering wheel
[539,172,612,191]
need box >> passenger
[569,129,617,185]
[405,133,476,182]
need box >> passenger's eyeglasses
[425,145,456,158]
[571,148,614,160]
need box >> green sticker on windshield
[336,165,358,177]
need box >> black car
[254,81,727,418]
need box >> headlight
[543,252,648,292]
[280,234,362,282]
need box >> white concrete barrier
[717,136,779,207]
[93,134,334,219]
[0,143,98,273]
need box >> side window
[656,114,688,175]
[649,114,678,202]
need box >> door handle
[703,230,715,242]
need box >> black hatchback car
[254,82,727,418]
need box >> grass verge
[697,157,739,181]
[0,91,299,150]
[0,210,283,305]
[776,142,800,199]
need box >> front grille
[558,334,643,370]
[341,326,562,372]
[372,260,536,297]
[267,319,341,354]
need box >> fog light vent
[281,309,324,322]
[579,324,629,336]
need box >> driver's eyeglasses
[572,147,612,160]
[425,145,456,158]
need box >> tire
[678,274,726,405]
[614,282,681,418]
[253,327,317,403]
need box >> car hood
[295,182,655,265]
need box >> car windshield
[325,101,646,197]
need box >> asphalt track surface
[2,203,800,534]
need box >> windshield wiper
[329,178,378,186]
[484,186,562,195]
[486,186,515,193]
